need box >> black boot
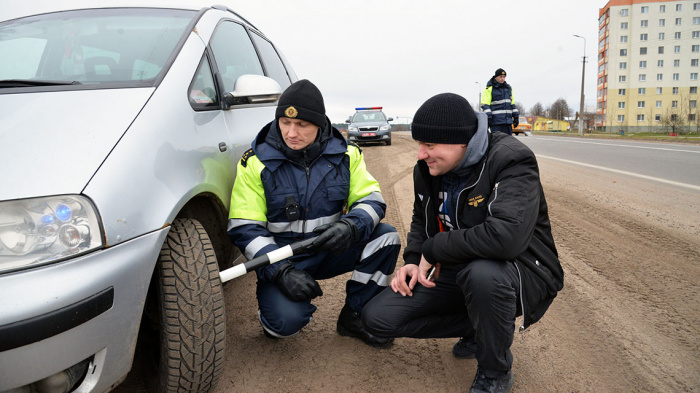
[337,305,394,348]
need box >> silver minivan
[0,3,296,392]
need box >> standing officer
[228,79,400,347]
[362,93,563,392]
[481,68,519,135]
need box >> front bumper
[0,228,169,392]
[347,131,391,143]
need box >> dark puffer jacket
[404,132,563,329]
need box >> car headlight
[348,126,358,132]
[0,195,104,273]
[379,125,391,131]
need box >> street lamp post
[475,81,481,111]
[573,34,586,137]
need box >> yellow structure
[532,117,570,132]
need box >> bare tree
[547,98,572,121]
[514,101,526,116]
[529,102,545,117]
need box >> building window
[618,115,625,122]
[673,87,679,94]
[658,60,664,67]
[637,115,645,122]
[621,49,628,56]
[619,88,626,95]
[672,114,678,121]
[661,5,666,12]
[693,31,700,38]
[642,20,649,28]
[675,32,682,39]
[640,60,648,68]
[657,87,663,94]
[691,100,698,108]
[639,87,646,94]
[638,101,646,108]
[692,73,699,80]
[621,35,628,43]
[674,73,680,80]
[640,47,647,55]
[691,87,698,94]
[692,59,699,66]
[695,17,700,25]
[676,18,682,26]
[620,75,627,82]
[660,19,666,27]
[657,73,664,81]
[659,46,665,54]
[656,100,663,108]
[618,102,626,109]
[672,101,678,108]
[641,33,648,41]
[694,3,700,11]
[622,22,628,30]
[660,32,666,40]
[621,9,629,16]
[677,4,683,11]
[620,62,627,69]
[694,45,700,52]
[641,6,649,13]
[675,59,681,67]
[675,45,681,53]
[655,114,662,121]
[640,74,647,82]
[690,114,697,121]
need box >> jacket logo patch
[285,106,298,118]
[468,195,485,207]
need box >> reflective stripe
[356,191,385,205]
[361,231,401,261]
[353,203,380,228]
[482,108,492,113]
[228,218,267,231]
[491,99,511,105]
[267,212,341,234]
[245,236,277,260]
[351,270,391,287]
[492,109,513,115]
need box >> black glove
[272,262,323,302]
[312,218,360,254]
[513,119,519,129]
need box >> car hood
[351,121,387,128]
[0,88,154,201]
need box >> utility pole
[475,81,481,111]
[574,34,586,136]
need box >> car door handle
[218,142,227,152]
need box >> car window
[250,32,291,90]
[353,112,386,122]
[189,54,219,110]
[210,21,264,93]
[0,9,195,86]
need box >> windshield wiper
[0,79,82,88]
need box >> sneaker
[452,337,478,359]
[469,368,514,393]
[337,305,394,348]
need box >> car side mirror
[223,75,282,108]
[387,117,394,121]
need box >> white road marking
[533,137,700,154]
[536,154,700,192]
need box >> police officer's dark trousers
[490,124,513,135]
[257,223,400,337]
[362,259,545,379]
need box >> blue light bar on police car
[355,107,382,110]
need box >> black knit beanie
[275,79,326,127]
[494,68,506,78]
[411,93,478,144]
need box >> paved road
[517,135,700,191]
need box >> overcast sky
[231,0,604,123]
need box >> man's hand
[273,262,323,302]
[312,218,360,254]
[390,256,440,297]
[513,119,519,129]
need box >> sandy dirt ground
[117,134,700,392]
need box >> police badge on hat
[285,106,298,118]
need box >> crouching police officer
[227,79,400,347]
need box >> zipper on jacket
[424,196,431,238]
[514,262,526,332]
[487,182,500,216]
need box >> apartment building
[598,0,700,132]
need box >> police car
[345,107,393,145]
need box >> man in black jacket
[362,93,563,393]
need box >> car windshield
[0,8,195,87]
[352,111,386,123]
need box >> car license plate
[362,132,376,137]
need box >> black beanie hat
[494,68,507,78]
[276,79,326,127]
[411,93,478,144]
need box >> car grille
[359,127,379,131]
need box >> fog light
[4,358,90,393]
